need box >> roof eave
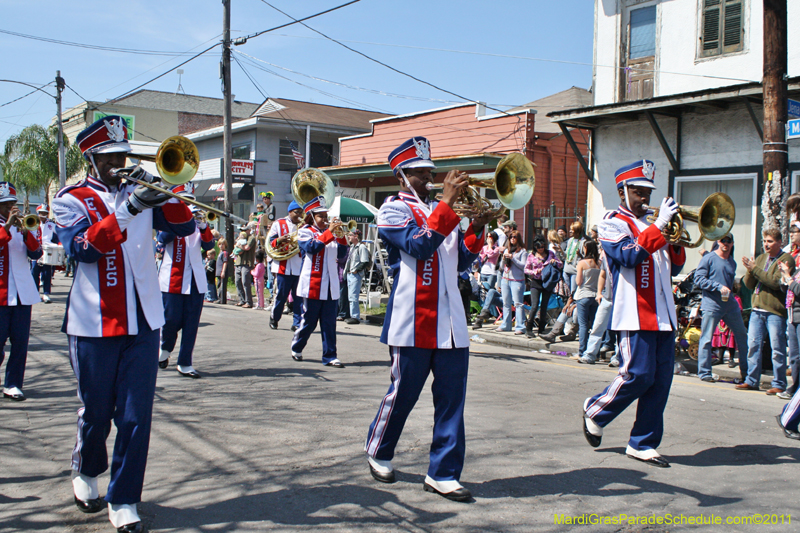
[321,153,506,180]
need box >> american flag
[289,141,304,169]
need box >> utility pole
[220,0,234,304]
[762,0,788,233]
[56,71,66,190]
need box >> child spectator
[205,249,218,302]
[251,249,267,310]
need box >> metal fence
[527,202,585,239]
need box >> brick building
[323,87,592,247]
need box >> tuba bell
[645,192,736,248]
[265,229,301,261]
[291,167,336,210]
[425,152,535,219]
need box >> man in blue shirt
[694,235,748,382]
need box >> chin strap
[397,168,431,215]
[624,183,634,213]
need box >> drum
[42,244,66,266]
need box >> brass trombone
[112,135,247,224]
[425,152,535,218]
[644,192,736,248]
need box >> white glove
[119,166,157,184]
[654,197,679,231]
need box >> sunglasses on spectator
[791,229,800,234]
[719,237,733,244]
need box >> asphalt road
[2,275,799,532]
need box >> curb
[472,329,779,388]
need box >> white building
[552,0,800,274]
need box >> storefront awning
[320,153,506,181]
[193,179,252,203]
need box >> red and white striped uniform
[296,225,346,300]
[158,225,213,294]
[378,192,484,349]
[0,222,41,306]
[267,217,302,275]
[599,206,685,331]
[53,177,194,337]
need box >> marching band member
[267,201,304,331]
[53,115,195,533]
[31,203,59,303]
[582,160,684,468]
[364,137,488,502]
[290,197,348,366]
[0,182,42,401]
[157,183,215,378]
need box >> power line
[235,50,517,107]
[266,33,759,84]
[233,52,392,113]
[0,27,199,56]
[234,0,361,45]
[0,81,54,108]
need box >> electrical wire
[235,50,517,107]
[265,33,759,84]
[0,81,54,108]
[235,0,361,44]
[0,27,200,56]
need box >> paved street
[2,275,799,532]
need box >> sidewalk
[470,325,778,388]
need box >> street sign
[788,119,800,140]
[789,99,800,119]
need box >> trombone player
[582,160,685,468]
[267,200,304,331]
[53,115,196,533]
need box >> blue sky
[0,0,595,147]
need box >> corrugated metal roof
[252,98,391,130]
[110,90,259,118]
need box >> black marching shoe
[176,366,201,379]
[269,319,278,330]
[583,417,602,447]
[74,495,103,514]
[3,387,25,401]
[626,446,670,468]
[776,415,800,440]
[423,476,472,502]
[117,522,143,533]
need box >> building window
[279,139,302,171]
[232,143,251,160]
[700,0,744,58]
[621,5,657,102]
[630,6,657,59]
[310,142,334,168]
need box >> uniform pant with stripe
[779,390,800,432]
[161,283,204,367]
[31,262,53,294]
[68,311,159,504]
[271,273,302,329]
[584,330,674,452]
[0,305,32,390]
[365,346,469,481]
[291,297,338,364]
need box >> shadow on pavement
[473,467,741,507]
[144,484,458,530]
[665,444,800,467]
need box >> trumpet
[18,214,40,232]
[425,152,535,219]
[112,135,247,224]
[330,218,357,238]
[644,192,735,248]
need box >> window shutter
[723,0,743,50]
[702,0,721,55]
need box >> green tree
[2,124,84,211]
